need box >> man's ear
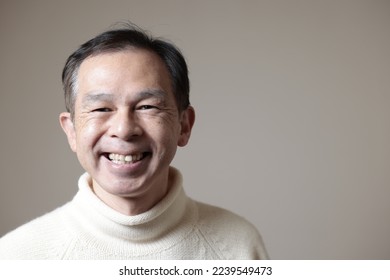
[178,106,195,147]
[59,112,77,153]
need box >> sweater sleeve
[0,205,74,260]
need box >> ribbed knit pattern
[0,167,268,259]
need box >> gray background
[1,0,389,259]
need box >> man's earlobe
[178,106,195,147]
[59,112,77,152]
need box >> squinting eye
[92,108,111,112]
[138,105,156,110]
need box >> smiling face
[60,49,194,215]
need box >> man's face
[60,49,194,213]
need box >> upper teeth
[108,153,143,163]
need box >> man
[0,24,268,259]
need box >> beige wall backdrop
[1,0,389,259]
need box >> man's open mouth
[104,152,149,165]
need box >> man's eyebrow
[82,93,114,104]
[137,89,167,100]
[81,89,167,104]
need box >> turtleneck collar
[67,167,197,255]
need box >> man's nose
[108,109,143,140]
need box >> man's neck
[91,177,170,216]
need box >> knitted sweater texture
[0,168,268,259]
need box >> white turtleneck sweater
[0,168,268,259]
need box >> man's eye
[138,105,157,110]
[92,108,111,112]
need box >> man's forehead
[77,50,171,87]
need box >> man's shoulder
[0,203,72,259]
[193,200,268,259]
[195,201,259,235]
